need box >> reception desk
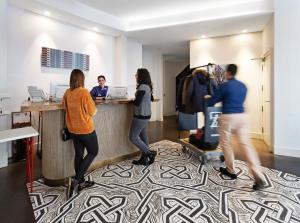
[21,99,140,185]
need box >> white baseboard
[150,117,163,122]
[275,146,300,158]
[250,132,262,139]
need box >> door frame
[261,49,274,152]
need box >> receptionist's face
[98,78,106,88]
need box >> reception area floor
[1,116,300,223]
[29,140,300,223]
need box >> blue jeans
[129,118,150,155]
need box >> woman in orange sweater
[63,69,99,199]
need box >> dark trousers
[71,131,99,182]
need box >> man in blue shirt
[90,75,108,100]
[207,64,265,190]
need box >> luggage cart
[177,107,224,164]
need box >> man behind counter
[90,75,108,100]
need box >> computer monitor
[28,86,46,102]
[105,87,128,99]
[50,83,69,101]
[54,84,69,101]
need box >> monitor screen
[55,85,69,100]
[106,87,128,99]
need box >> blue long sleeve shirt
[208,78,247,114]
[90,86,108,100]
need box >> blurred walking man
[206,64,265,190]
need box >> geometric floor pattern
[28,140,300,223]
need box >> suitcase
[178,107,224,164]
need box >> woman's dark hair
[226,64,238,76]
[136,68,153,94]
[98,75,106,81]
[70,69,85,90]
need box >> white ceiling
[127,13,272,56]
[8,0,274,56]
[77,0,244,21]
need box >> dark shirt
[90,86,108,100]
[208,78,247,114]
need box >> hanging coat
[181,75,194,113]
[188,73,217,113]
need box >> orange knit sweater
[63,87,97,134]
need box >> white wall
[7,6,115,112]
[114,35,127,87]
[163,58,189,116]
[142,47,163,121]
[0,0,7,93]
[190,33,263,138]
[127,39,142,98]
[113,36,142,97]
[4,5,148,120]
[274,0,300,157]
[262,16,274,55]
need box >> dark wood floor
[0,115,299,223]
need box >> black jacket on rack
[176,65,190,111]
[176,64,217,113]
[187,73,217,113]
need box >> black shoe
[253,178,265,190]
[220,167,237,179]
[67,178,79,199]
[150,150,157,155]
[132,155,144,165]
[78,180,95,191]
[148,152,157,165]
[132,154,149,166]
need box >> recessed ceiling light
[242,29,248,33]
[201,35,206,38]
[93,27,99,32]
[44,11,51,16]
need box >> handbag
[62,97,71,141]
[62,126,71,141]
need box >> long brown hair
[70,69,85,90]
[136,68,153,94]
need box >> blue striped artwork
[41,47,90,71]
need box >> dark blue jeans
[129,118,150,155]
[71,131,99,182]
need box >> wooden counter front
[21,100,140,183]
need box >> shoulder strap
[63,94,67,128]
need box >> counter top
[21,99,133,112]
[21,98,159,112]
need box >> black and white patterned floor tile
[28,140,300,223]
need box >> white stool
[0,126,39,192]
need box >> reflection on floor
[29,140,300,223]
